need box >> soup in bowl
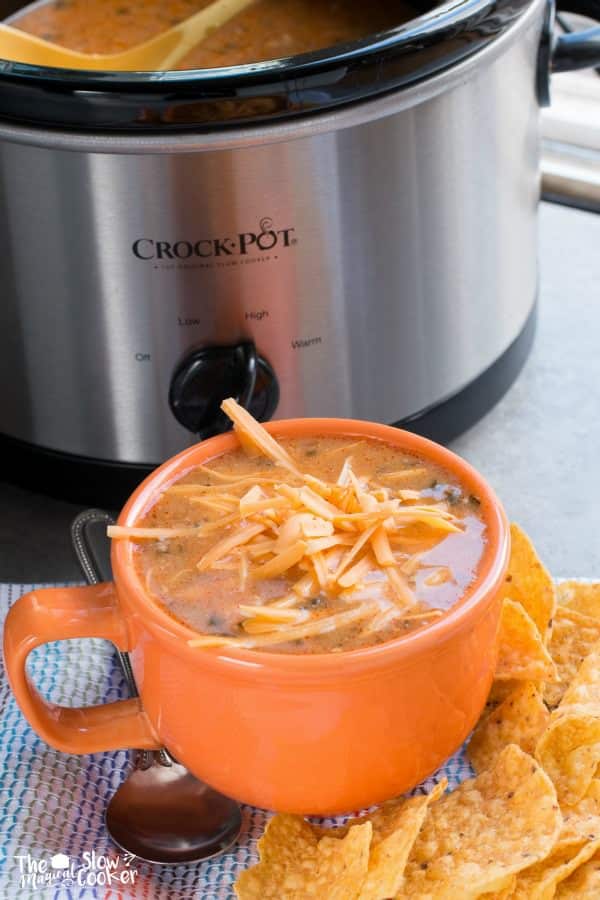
[125,400,488,655]
[4,405,509,814]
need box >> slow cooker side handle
[538,0,600,104]
[553,26,600,71]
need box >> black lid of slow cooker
[0,0,533,132]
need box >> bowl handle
[3,583,161,754]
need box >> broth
[126,433,487,654]
[9,0,419,68]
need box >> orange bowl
[4,419,509,815]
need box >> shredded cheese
[247,541,277,559]
[336,457,354,487]
[400,553,423,576]
[333,523,379,582]
[362,605,401,635]
[239,551,248,591]
[398,489,423,501]
[274,513,333,553]
[221,398,301,475]
[337,555,373,589]
[385,567,416,607]
[238,604,307,624]
[239,496,288,516]
[107,526,202,540]
[189,496,237,513]
[241,620,291,634]
[297,486,340,521]
[292,574,318,598]
[306,552,326,590]
[305,535,352,555]
[194,463,281,482]
[188,603,376,649]
[239,484,265,507]
[370,526,396,567]
[252,541,308,580]
[380,467,429,481]
[166,567,195,588]
[189,476,289,493]
[424,566,453,586]
[269,593,303,609]
[196,523,266,571]
[322,440,365,458]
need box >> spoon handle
[71,509,172,768]
[70,509,139,696]
[157,0,257,69]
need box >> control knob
[169,342,279,438]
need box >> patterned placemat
[0,582,473,899]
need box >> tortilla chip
[558,580,600,620]
[560,779,600,844]
[234,814,371,900]
[560,642,600,709]
[536,706,600,805]
[313,822,372,900]
[495,598,558,682]
[481,875,517,898]
[544,608,600,709]
[310,782,447,896]
[486,678,525,710]
[468,682,550,773]
[397,745,562,897]
[234,814,318,899]
[555,852,600,897]
[484,678,545,713]
[511,838,600,899]
[504,523,556,643]
[359,781,446,899]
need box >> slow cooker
[0,0,598,503]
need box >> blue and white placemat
[0,583,473,899]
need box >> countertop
[1,201,599,584]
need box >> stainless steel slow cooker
[0,0,599,502]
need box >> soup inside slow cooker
[6,0,422,69]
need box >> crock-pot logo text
[132,218,296,261]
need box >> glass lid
[0,0,534,131]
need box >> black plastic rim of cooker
[0,0,535,131]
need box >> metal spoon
[71,509,242,865]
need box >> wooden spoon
[0,0,255,71]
